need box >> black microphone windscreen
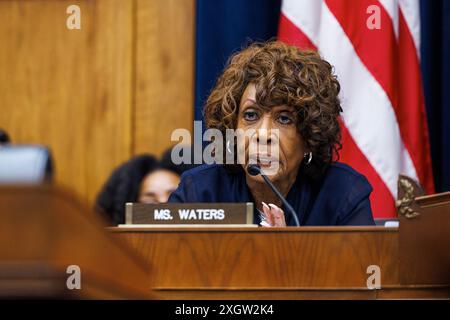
[247,164,261,176]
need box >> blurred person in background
[138,165,180,204]
[95,145,198,225]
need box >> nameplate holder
[124,202,254,226]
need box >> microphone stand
[247,164,300,226]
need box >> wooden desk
[2,185,449,299]
[0,186,151,299]
[110,226,450,299]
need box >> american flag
[279,0,435,218]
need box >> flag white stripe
[281,0,419,197]
[399,0,421,59]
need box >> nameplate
[125,203,254,225]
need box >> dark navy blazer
[168,162,375,226]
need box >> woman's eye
[278,114,293,125]
[243,110,259,121]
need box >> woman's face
[138,169,180,204]
[236,83,305,184]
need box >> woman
[169,41,375,226]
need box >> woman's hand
[260,202,286,227]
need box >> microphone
[247,164,300,226]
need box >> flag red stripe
[398,10,435,193]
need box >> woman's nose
[256,115,273,144]
[157,192,170,204]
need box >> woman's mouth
[258,158,272,167]
[249,154,279,168]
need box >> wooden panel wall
[0,0,195,205]
[133,0,195,155]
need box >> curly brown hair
[204,41,343,180]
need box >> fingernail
[268,203,279,210]
[260,221,271,227]
[262,202,270,210]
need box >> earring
[304,152,312,165]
